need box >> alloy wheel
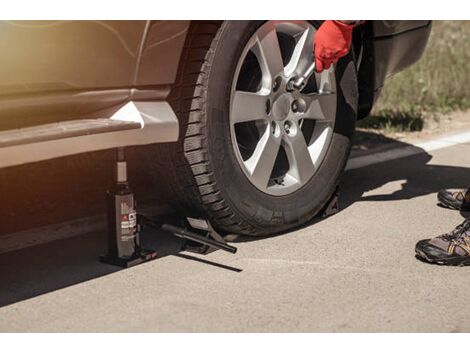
[230,20,337,196]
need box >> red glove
[314,20,353,72]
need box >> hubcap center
[271,94,291,121]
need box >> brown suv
[0,20,431,236]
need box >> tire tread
[163,21,263,235]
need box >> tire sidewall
[204,20,357,232]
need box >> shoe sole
[415,248,470,266]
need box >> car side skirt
[0,101,179,168]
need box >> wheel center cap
[272,94,291,121]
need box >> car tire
[157,20,357,236]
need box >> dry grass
[359,21,470,132]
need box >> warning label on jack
[121,211,137,229]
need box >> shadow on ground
[341,131,470,216]
[0,131,469,308]
[0,226,240,307]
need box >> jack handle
[139,215,237,254]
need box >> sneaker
[415,219,470,266]
[437,188,470,211]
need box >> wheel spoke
[284,133,315,184]
[309,122,333,161]
[284,27,314,77]
[245,127,281,190]
[302,92,336,122]
[231,90,269,124]
[252,23,285,83]
[316,69,333,93]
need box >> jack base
[99,249,157,268]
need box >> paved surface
[1,140,470,332]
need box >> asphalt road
[1,137,470,332]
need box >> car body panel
[356,20,432,118]
[134,20,190,86]
[372,20,430,38]
[0,20,189,131]
[372,20,432,90]
[0,21,145,95]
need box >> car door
[0,20,148,129]
[0,20,146,95]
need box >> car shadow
[0,130,469,308]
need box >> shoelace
[465,187,470,202]
[441,219,470,244]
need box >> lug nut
[284,121,291,134]
[291,101,298,113]
[286,78,296,92]
[291,98,306,114]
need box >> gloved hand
[314,20,353,72]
